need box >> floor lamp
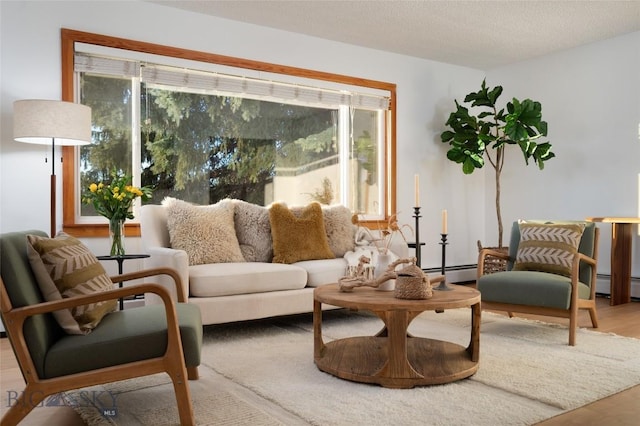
[13,100,92,237]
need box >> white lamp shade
[13,99,92,146]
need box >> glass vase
[109,218,126,256]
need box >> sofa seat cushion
[189,262,307,297]
[477,270,591,310]
[44,303,202,378]
[295,258,348,288]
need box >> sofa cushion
[189,262,307,297]
[513,222,586,277]
[269,202,335,264]
[163,198,245,265]
[26,233,117,335]
[230,199,273,262]
[295,258,348,288]
[291,204,356,257]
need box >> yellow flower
[82,170,153,223]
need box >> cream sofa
[140,199,408,325]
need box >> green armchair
[0,230,203,425]
[477,221,599,346]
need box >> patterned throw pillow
[163,197,245,265]
[513,222,586,277]
[269,202,335,264]
[27,233,117,335]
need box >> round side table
[97,254,150,310]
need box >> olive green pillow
[513,222,586,277]
[269,202,335,264]
[27,233,117,335]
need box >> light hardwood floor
[1,295,638,425]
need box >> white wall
[486,31,640,279]
[0,0,484,271]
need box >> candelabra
[413,207,421,267]
[434,233,453,291]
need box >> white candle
[414,174,420,207]
[442,209,448,234]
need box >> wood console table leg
[610,223,632,305]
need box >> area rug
[67,309,640,425]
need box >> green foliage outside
[80,75,337,211]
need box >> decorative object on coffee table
[338,257,409,292]
[373,251,395,291]
[394,258,434,300]
[434,231,453,292]
[413,206,422,267]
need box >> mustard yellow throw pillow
[269,202,335,264]
[27,233,117,335]
[513,222,586,277]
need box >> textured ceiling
[149,0,640,69]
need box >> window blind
[75,53,390,110]
[75,53,139,78]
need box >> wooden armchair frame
[477,226,599,346]
[1,267,198,426]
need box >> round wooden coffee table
[313,283,481,388]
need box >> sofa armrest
[144,247,190,304]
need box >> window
[61,29,397,236]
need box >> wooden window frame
[61,28,397,237]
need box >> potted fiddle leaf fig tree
[441,79,555,248]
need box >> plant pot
[477,241,508,275]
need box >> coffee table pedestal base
[315,336,478,389]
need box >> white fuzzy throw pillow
[291,204,356,257]
[163,198,245,265]
[230,199,273,262]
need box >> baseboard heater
[422,264,477,284]
[595,273,640,300]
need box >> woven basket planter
[478,242,509,275]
